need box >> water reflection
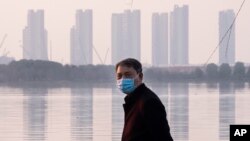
[169,83,189,141]
[92,88,112,141]
[207,82,218,90]
[112,87,124,141]
[233,82,245,90]
[219,82,235,140]
[151,83,169,113]
[1,82,250,141]
[70,87,93,141]
[23,88,48,141]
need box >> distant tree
[144,67,158,81]
[206,63,218,80]
[233,62,245,81]
[192,67,204,80]
[0,64,8,82]
[246,67,250,82]
[219,63,231,80]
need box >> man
[115,58,173,141]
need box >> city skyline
[18,8,242,66]
[0,0,249,65]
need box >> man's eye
[125,74,132,78]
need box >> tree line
[0,59,250,83]
[144,62,250,82]
[0,59,115,83]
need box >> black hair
[115,58,142,73]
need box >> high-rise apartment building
[70,10,93,65]
[23,10,48,60]
[152,13,168,67]
[111,10,141,65]
[170,5,189,65]
[219,10,235,65]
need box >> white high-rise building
[170,5,189,65]
[219,10,235,65]
[152,13,168,67]
[111,10,141,65]
[70,10,93,65]
[23,10,48,60]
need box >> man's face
[116,65,142,87]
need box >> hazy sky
[0,0,249,65]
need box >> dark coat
[122,83,173,141]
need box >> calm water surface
[0,82,250,141]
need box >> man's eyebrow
[117,70,133,75]
[124,71,132,74]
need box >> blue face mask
[116,78,136,94]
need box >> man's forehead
[116,66,136,73]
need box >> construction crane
[104,48,109,64]
[124,0,134,9]
[19,40,32,59]
[93,45,104,64]
[0,34,14,63]
[2,51,10,57]
[0,34,7,49]
[92,45,110,65]
[0,34,8,57]
[1,48,9,57]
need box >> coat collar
[124,83,145,104]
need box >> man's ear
[139,73,143,79]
